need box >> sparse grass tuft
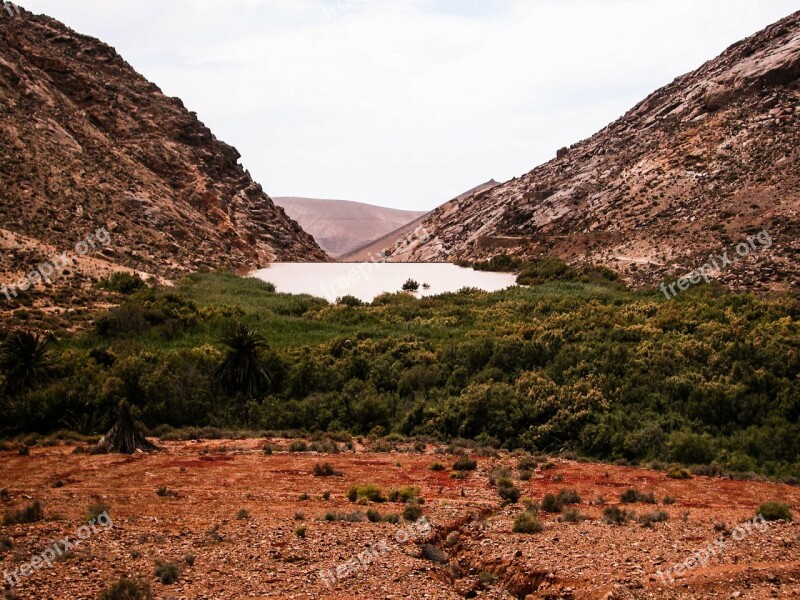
[98,577,153,600]
[154,561,180,585]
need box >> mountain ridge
[382,12,800,290]
[0,8,328,304]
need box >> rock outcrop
[0,8,328,295]
[385,11,800,290]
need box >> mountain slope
[339,180,499,262]
[386,12,800,290]
[0,8,328,294]
[274,197,426,258]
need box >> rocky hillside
[274,197,426,258]
[340,180,498,262]
[0,8,328,294]
[386,12,800,290]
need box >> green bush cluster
[2,271,799,480]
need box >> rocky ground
[0,439,798,599]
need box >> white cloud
[21,0,800,210]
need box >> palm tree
[213,324,271,398]
[0,331,54,396]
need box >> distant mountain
[339,180,499,262]
[274,197,427,258]
[384,12,800,291]
[0,8,328,298]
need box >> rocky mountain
[274,197,426,258]
[0,8,328,296]
[339,180,499,262]
[385,12,800,290]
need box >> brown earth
[1,439,798,599]
[0,8,329,311]
[383,11,800,292]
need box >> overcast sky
[21,0,800,210]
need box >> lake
[250,262,518,302]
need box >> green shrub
[184,553,196,567]
[541,493,562,513]
[603,506,631,525]
[429,462,445,471]
[402,279,420,292]
[667,467,692,480]
[513,511,543,534]
[313,462,341,477]
[295,525,307,538]
[382,513,400,524]
[290,440,309,452]
[638,510,669,526]
[453,456,477,471]
[98,577,153,600]
[3,500,43,525]
[97,272,148,295]
[366,508,381,523]
[757,502,792,522]
[403,502,423,522]
[347,484,386,503]
[388,486,420,503]
[154,561,180,585]
[620,489,655,504]
[556,489,581,505]
[558,508,586,523]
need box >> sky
[20,0,800,211]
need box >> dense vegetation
[1,267,798,478]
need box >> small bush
[382,513,400,524]
[236,509,249,520]
[0,535,12,552]
[667,467,692,480]
[322,491,331,501]
[346,484,386,503]
[289,440,309,452]
[497,480,520,504]
[603,506,633,525]
[429,462,446,471]
[449,471,467,479]
[558,508,586,523]
[98,577,153,600]
[513,512,543,534]
[421,543,447,564]
[388,486,420,504]
[402,279,420,292]
[620,489,656,504]
[154,561,180,585]
[453,456,477,471]
[663,496,676,505]
[541,493,562,513]
[638,510,669,526]
[519,469,532,481]
[97,272,148,295]
[758,502,793,522]
[313,462,341,477]
[3,500,43,525]
[556,489,581,505]
[366,508,381,523]
[295,525,307,538]
[403,502,423,522]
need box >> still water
[251,263,517,303]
